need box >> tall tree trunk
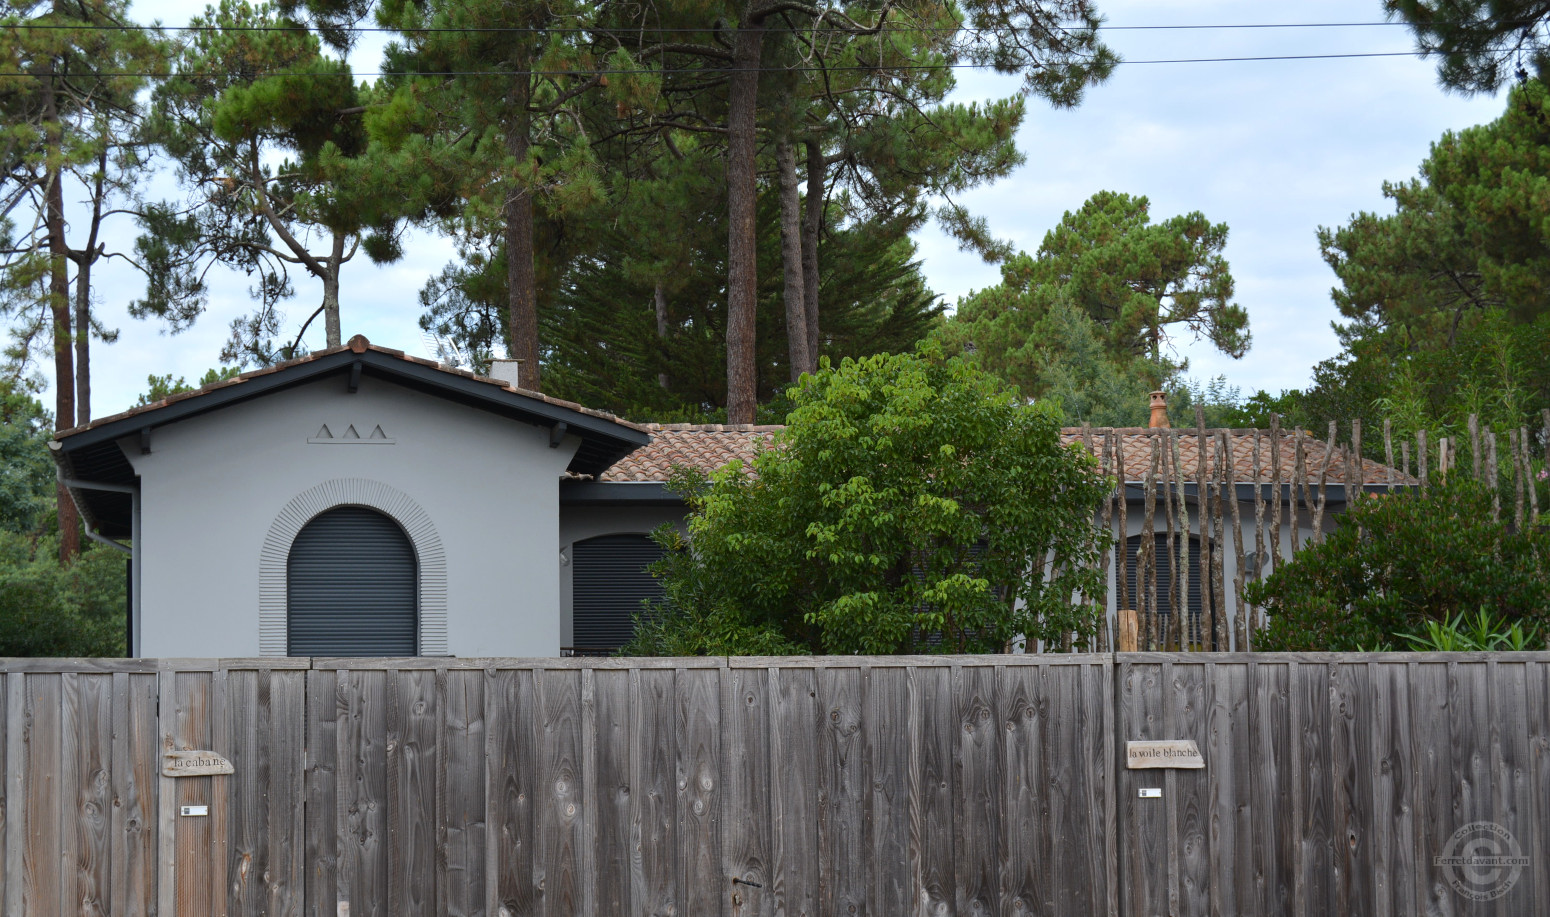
[323,235,343,347]
[802,139,824,370]
[775,136,810,382]
[74,148,108,427]
[654,282,670,391]
[504,53,541,392]
[73,258,91,426]
[43,66,79,561]
[323,232,345,347]
[724,7,766,423]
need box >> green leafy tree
[1251,481,1550,652]
[0,380,126,657]
[626,345,1112,656]
[0,380,54,534]
[0,533,126,656]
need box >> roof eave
[53,349,649,476]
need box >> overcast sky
[69,0,1508,418]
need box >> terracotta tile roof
[599,424,780,482]
[1061,428,1414,486]
[598,425,1413,486]
[55,334,646,440]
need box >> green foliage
[0,533,126,657]
[137,0,394,363]
[935,191,1248,420]
[0,382,54,534]
[1250,481,1550,652]
[426,195,942,422]
[1395,610,1544,652]
[1310,81,1550,437]
[625,346,1112,656]
[134,366,242,406]
[1385,0,1550,93]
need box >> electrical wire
[0,49,1466,78]
[1,19,1542,35]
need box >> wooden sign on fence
[1125,739,1204,769]
[162,749,234,777]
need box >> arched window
[570,533,665,655]
[288,506,418,656]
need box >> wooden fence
[1081,410,1550,652]
[1,653,1546,917]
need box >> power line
[1,19,1539,35]
[0,48,1460,78]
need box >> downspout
[60,476,140,656]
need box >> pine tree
[937,191,1247,399]
[0,0,164,559]
[1386,0,1550,92]
[135,0,400,365]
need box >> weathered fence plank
[913,664,956,917]
[1205,662,1252,915]
[817,665,865,917]
[1330,660,1372,915]
[769,665,818,917]
[1120,661,1168,916]
[1368,661,1416,917]
[304,668,338,917]
[590,668,632,917]
[631,666,678,917]
[952,663,1001,917]
[677,665,720,917]
[867,665,910,917]
[539,668,583,917]
[1173,663,1210,916]
[998,664,1046,916]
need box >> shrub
[624,345,1113,656]
[0,534,127,657]
[1250,480,1550,651]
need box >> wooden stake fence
[1077,413,1550,652]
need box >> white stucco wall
[125,374,579,657]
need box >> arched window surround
[259,478,447,656]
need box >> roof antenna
[420,331,469,370]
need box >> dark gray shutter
[1117,533,1204,645]
[571,534,664,654]
[288,506,418,656]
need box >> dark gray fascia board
[560,481,682,506]
[54,350,649,475]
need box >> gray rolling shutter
[571,534,664,654]
[288,506,418,656]
[1117,533,1204,645]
